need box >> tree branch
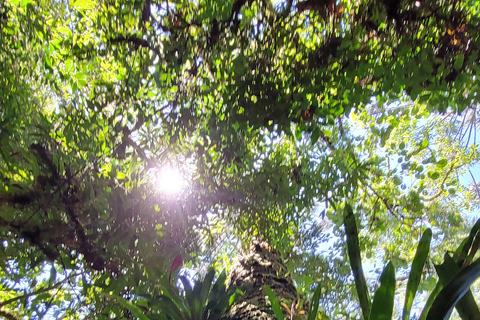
[109,36,161,56]
[421,164,456,202]
[361,181,406,222]
[469,169,480,200]
[317,129,335,151]
[278,0,294,18]
[124,136,157,170]
[62,192,108,272]
[0,272,80,309]
[0,310,17,320]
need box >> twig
[469,169,480,200]
[318,129,335,151]
[124,136,157,170]
[361,181,406,222]
[421,164,456,201]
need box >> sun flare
[155,166,185,195]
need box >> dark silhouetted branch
[109,36,161,56]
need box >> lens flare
[155,166,185,194]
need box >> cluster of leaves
[264,283,323,320]
[345,205,480,320]
[265,212,480,320]
[284,99,480,317]
[111,265,241,320]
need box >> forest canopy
[1,0,480,319]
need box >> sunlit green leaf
[454,54,465,70]
[72,0,96,10]
[402,229,432,320]
[344,205,370,320]
[427,259,480,320]
[436,159,448,168]
[264,285,284,320]
[308,285,322,320]
[369,262,395,320]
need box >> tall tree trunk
[221,241,304,320]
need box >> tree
[221,241,300,320]
[1,0,480,319]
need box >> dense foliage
[1,0,480,319]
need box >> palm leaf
[402,228,432,320]
[307,284,322,320]
[369,262,395,320]
[426,258,480,320]
[264,285,285,320]
[344,204,370,320]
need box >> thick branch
[0,310,17,320]
[278,0,294,18]
[125,136,157,170]
[109,36,161,56]
[62,192,108,272]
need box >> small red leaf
[170,254,182,278]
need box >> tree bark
[221,241,305,320]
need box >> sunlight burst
[155,166,185,195]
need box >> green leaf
[454,54,465,70]
[264,285,284,320]
[209,270,227,303]
[98,129,105,142]
[311,127,320,144]
[436,159,448,168]
[419,282,443,320]
[19,0,34,7]
[393,176,402,185]
[72,0,95,10]
[108,294,150,320]
[428,171,440,180]
[200,268,215,304]
[459,218,480,264]
[418,93,431,103]
[402,229,432,320]
[344,205,370,320]
[61,255,75,270]
[433,253,480,319]
[94,273,109,288]
[369,262,395,320]
[295,125,302,140]
[190,281,203,317]
[427,258,480,320]
[157,295,184,319]
[0,210,15,222]
[136,298,149,308]
[418,138,429,150]
[308,285,322,320]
